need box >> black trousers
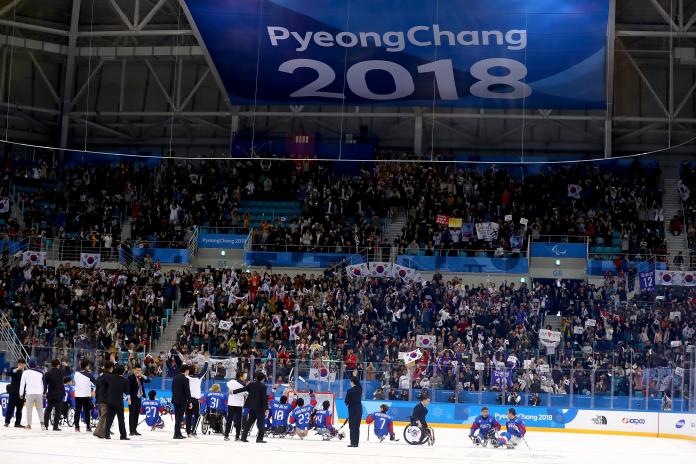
[186,399,200,434]
[173,404,186,438]
[74,397,93,430]
[129,397,142,434]
[4,394,23,426]
[241,409,265,442]
[223,406,243,438]
[349,416,361,446]
[44,399,62,430]
[104,405,127,439]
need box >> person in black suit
[127,365,150,436]
[4,358,25,428]
[43,359,71,431]
[171,365,192,439]
[93,360,113,438]
[103,364,130,440]
[233,371,268,443]
[344,375,363,447]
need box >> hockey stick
[367,423,370,441]
[522,436,531,450]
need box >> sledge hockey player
[288,398,313,439]
[140,390,167,430]
[314,400,344,440]
[366,404,398,442]
[469,406,501,447]
[268,395,293,437]
[497,408,527,449]
[201,384,227,434]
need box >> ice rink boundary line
[335,419,696,442]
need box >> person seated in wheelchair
[201,384,227,434]
[469,406,501,446]
[61,377,75,423]
[268,395,293,437]
[405,392,434,445]
[313,400,344,441]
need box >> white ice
[0,416,694,464]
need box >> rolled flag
[80,252,101,268]
[567,184,582,199]
[21,251,46,266]
[402,348,423,368]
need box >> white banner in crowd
[21,251,46,266]
[345,262,422,282]
[539,329,561,343]
[416,335,436,348]
[80,252,101,268]
[475,222,499,241]
[656,270,696,286]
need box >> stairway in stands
[542,314,563,331]
[662,163,690,269]
[150,306,189,354]
[383,210,408,261]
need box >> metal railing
[0,313,30,364]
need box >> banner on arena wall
[21,251,46,266]
[416,335,436,348]
[656,270,695,286]
[309,367,337,382]
[198,234,247,249]
[185,0,609,109]
[475,222,499,241]
[79,253,101,268]
[530,242,587,259]
[639,270,656,291]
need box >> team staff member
[224,370,247,441]
[103,364,130,440]
[233,371,268,443]
[93,360,113,438]
[4,358,25,428]
[128,365,150,436]
[172,365,192,439]
[44,359,71,431]
[19,359,45,430]
[73,359,97,433]
[186,354,209,437]
[344,376,363,448]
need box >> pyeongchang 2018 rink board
[185,0,609,109]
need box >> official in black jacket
[43,359,71,431]
[4,358,25,427]
[93,360,113,438]
[102,364,130,440]
[344,376,363,447]
[171,365,192,439]
[233,371,268,443]
[127,365,150,436]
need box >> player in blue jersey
[60,377,75,424]
[268,395,293,436]
[497,408,527,449]
[313,400,343,440]
[140,390,166,430]
[1,385,10,421]
[201,384,227,434]
[288,398,313,439]
[469,406,501,446]
[366,404,398,442]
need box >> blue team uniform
[314,409,333,430]
[499,416,526,446]
[288,405,313,430]
[202,392,227,414]
[269,401,293,428]
[0,392,9,418]
[141,399,166,428]
[64,385,75,408]
[366,412,393,438]
[469,414,501,438]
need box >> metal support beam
[648,0,679,32]
[27,52,60,106]
[69,60,105,109]
[413,108,423,155]
[108,0,135,31]
[0,0,24,18]
[605,0,617,158]
[59,0,82,149]
[617,38,669,117]
[137,0,167,31]
[144,59,176,110]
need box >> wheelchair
[200,409,227,435]
[403,424,435,446]
[49,404,75,428]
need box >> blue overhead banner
[198,234,247,249]
[531,242,587,259]
[185,0,609,109]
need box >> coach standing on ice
[345,375,363,447]
[234,371,268,443]
[172,365,192,439]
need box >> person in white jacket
[223,370,248,441]
[19,359,45,430]
[186,353,209,437]
[73,359,96,432]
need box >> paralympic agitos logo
[621,418,646,424]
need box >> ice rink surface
[1,419,694,464]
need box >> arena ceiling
[0,0,695,157]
